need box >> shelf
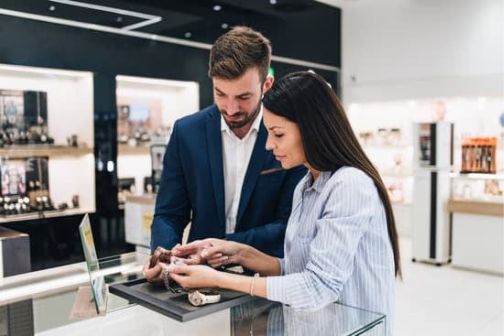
[380,172,413,179]
[125,194,156,205]
[118,144,150,156]
[361,144,412,150]
[450,172,504,180]
[0,145,93,159]
[0,208,94,224]
[447,199,504,218]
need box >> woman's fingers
[201,245,228,259]
[166,263,189,275]
[172,243,199,256]
[169,272,186,288]
[207,254,237,268]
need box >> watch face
[189,292,204,306]
[193,296,203,306]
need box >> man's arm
[226,165,306,257]
[151,122,191,252]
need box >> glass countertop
[1,253,386,335]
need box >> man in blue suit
[145,27,305,281]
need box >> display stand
[115,75,199,205]
[0,64,95,223]
[110,278,253,322]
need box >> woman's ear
[262,75,274,93]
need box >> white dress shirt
[221,109,262,234]
[267,167,395,335]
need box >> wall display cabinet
[0,64,95,223]
[116,75,199,208]
[348,97,504,241]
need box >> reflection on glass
[231,299,386,336]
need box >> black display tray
[109,278,254,322]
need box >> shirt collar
[302,171,332,193]
[221,106,263,137]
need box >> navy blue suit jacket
[151,105,305,257]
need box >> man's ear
[262,75,274,93]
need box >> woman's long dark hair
[263,71,401,277]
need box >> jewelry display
[117,103,171,148]
[117,177,136,205]
[147,246,225,306]
[0,90,60,147]
[357,127,403,146]
[0,156,72,217]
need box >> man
[145,26,305,280]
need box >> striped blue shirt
[267,167,395,334]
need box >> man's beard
[220,98,262,130]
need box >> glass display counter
[0,252,386,336]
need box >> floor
[394,239,504,336]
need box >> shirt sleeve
[266,169,379,310]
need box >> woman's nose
[265,135,274,151]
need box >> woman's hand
[203,239,247,268]
[167,264,224,289]
[171,240,213,265]
[172,238,247,268]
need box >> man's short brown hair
[208,26,272,82]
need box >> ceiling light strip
[48,0,158,20]
[121,17,162,31]
[0,8,211,49]
[0,8,340,73]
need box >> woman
[167,71,401,327]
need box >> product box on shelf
[460,137,498,174]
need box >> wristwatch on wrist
[188,289,221,307]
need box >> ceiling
[0,0,338,42]
[0,0,341,68]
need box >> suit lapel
[206,108,226,230]
[236,124,269,226]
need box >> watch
[188,290,221,307]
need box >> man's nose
[226,99,240,115]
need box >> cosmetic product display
[461,137,498,174]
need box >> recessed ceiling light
[49,5,56,11]
[116,16,123,22]
[184,32,192,38]
[221,23,229,29]
[270,0,277,5]
[213,5,222,11]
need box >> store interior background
[0,0,503,335]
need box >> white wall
[341,0,504,102]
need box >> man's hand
[142,258,163,284]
